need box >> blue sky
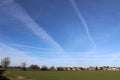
[0,0,120,67]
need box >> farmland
[5,70,120,80]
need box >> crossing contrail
[0,0,65,53]
[70,0,96,49]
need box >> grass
[4,70,120,80]
[4,71,18,80]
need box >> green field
[5,70,120,80]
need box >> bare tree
[1,57,10,70]
[21,62,26,70]
[28,64,40,70]
[41,65,48,71]
[49,66,56,71]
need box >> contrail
[0,0,13,7]
[70,0,96,48]
[11,43,56,52]
[0,0,83,65]
[0,42,43,66]
[0,0,65,53]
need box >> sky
[0,0,120,67]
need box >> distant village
[53,66,120,71]
[1,57,120,71]
[1,66,120,71]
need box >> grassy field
[5,70,120,80]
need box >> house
[88,67,96,70]
[107,67,119,71]
[72,67,81,70]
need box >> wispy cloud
[11,43,56,52]
[67,51,120,66]
[0,42,120,67]
[0,0,64,53]
[0,0,80,66]
[69,0,96,49]
[0,0,13,7]
[0,42,42,66]
[2,0,119,67]
[0,42,79,67]
[0,0,78,65]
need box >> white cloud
[0,42,120,67]
[11,43,56,52]
[1,0,120,67]
[0,0,64,53]
[0,42,42,66]
[0,42,78,67]
[0,0,13,7]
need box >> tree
[21,62,26,70]
[95,66,99,70]
[1,57,10,70]
[28,64,40,70]
[41,65,48,71]
[49,66,56,71]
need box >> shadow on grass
[0,70,10,80]
[0,75,10,80]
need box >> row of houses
[1,65,120,71]
[50,66,120,71]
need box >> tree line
[1,57,120,71]
[0,57,53,71]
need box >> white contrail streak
[11,43,55,51]
[0,0,83,65]
[70,0,96,48]
[0,0,13,7]
[0,0,64,53]
[0,42,45,66]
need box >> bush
[41,65,48,71]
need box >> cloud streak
[11,43,56,52]
[0,42,79,67]
[0,42,42,66]
[0,0,13,7]
[70,0,96,49]
[0,0,78,65]
[0,0,64,53]
[0,41,119,67]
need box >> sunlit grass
[4,70,120,80]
